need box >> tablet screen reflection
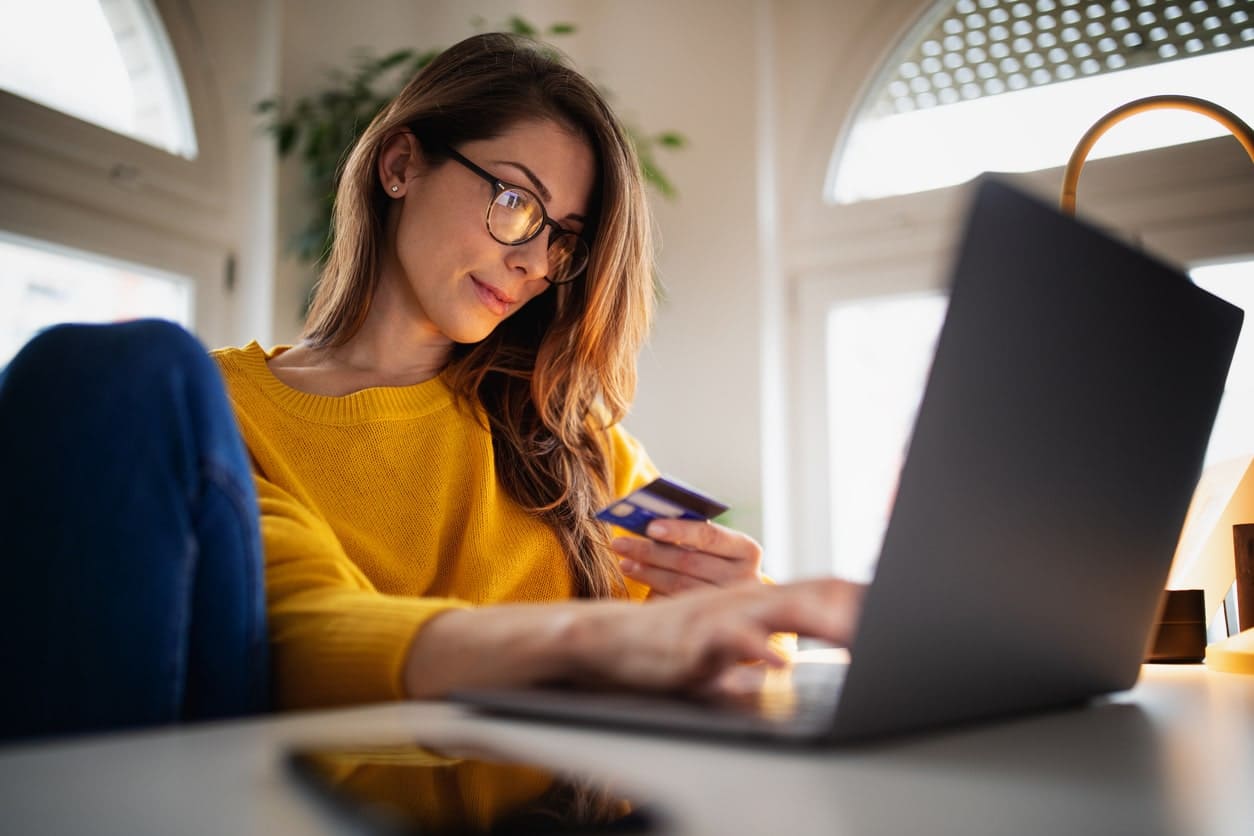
[287,743,659,835]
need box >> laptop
[453,178,1243,743]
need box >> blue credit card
[595,476,729,537]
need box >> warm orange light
[1060,95,1254,217]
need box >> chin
[445,318,503,346]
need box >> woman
[0,33,861,737]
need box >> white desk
[1,664,1251,835]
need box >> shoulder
[209,341,286,393]
[601,422,659,498]
[210,341,265,382]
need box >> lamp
[1060,94,1254,218]
[1059,95,1254,674]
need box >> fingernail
[620,559,638,574]
[647,521,669,539]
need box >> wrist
[557,600,623,684]
[402,602,623,698]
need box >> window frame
[784,134,1254,581]
[0,0,232,345]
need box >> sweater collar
[234,341,458,424]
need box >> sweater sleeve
[255,473,469,709]
[604,423,660,499]
[600,424,660,601]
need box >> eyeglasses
[442,145,591,285]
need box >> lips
[471,277,515,316]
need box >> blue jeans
[0,320,268,740]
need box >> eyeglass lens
[487,188,588,284]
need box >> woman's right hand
[405,577,863,699]
[568,578,864,692]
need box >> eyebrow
[494,160,587,224]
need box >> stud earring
[390,184,399,193]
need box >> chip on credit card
[595,476,729,537]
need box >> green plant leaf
[638,152,676,200]
[547,22,576,35]
[656,131,687,148]
[408,49,439,74]
[304,122,329,160]
[378,48,413,69]
[507,16,537,36]
[276,122,297,156]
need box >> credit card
[595,476,729,537]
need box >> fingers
[619,556,717,598]
[613,538,742,593]
[646,519,761,564]
[748,579,865,647]
[718,622,790,669]
[679,579,863,648]
[679,594,818,682]
[585,579,864,692]
[687,629,786,688]
[670,607,791,687]
[610,520,763,594]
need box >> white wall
[566,1,768,544]
[181,0,280,348]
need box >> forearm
[401,600,630,699]
[401,578,864,700]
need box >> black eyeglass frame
[439,144,590,285]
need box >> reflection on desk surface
[797,702,1176,836]
[287,742,659,835]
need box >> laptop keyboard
[706,661,847,725]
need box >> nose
[503,233,550,282]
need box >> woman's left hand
[611,520,763,596]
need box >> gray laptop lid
[827,177,1242,741]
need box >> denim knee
[3,319,211,396]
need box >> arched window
[832,0,1253,202]
[0,0,197,158]
[0,0,233,364]
[789,0,1254,583]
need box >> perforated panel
[871,0,1253,116]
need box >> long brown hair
[303,33,654,598]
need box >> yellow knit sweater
[212,342,657,709]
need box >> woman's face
[382,119,597,345]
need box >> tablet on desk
[285,740,664,835]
